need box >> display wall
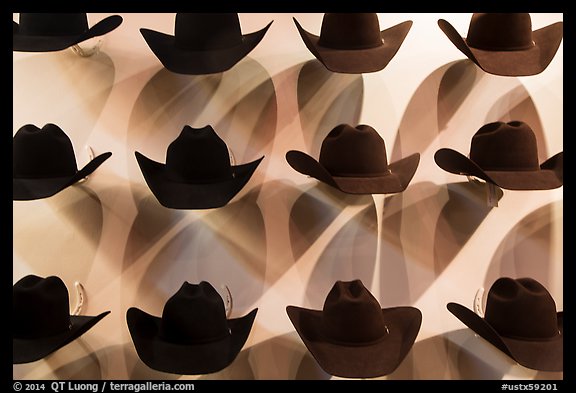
[13,13,564,380]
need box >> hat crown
[469,121,540,171]
[13,124,78,179]
[165,125,233,183]
[322,280,388,344]
[174,13,243,50]
[466,13,535,51]
[13,275,72,339]
[485,277,560,340]
[159,281,230,344]
[318,13,383,50]
[319,124,389,177]
[17,13,89,37]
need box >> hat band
[323,325,389,347]
[467,39,536,52]
[498,329,561,342]
[329,169,392,178]
[13,323,72,339]
[476,164,539,172]
[160,328,231,345]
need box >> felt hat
[286,124,420,194]
[286,279,422,378]
[13,275,110,364]
[447,277,563,371]
[127,281,258,375]
[293,13,413,74]
[13,13,123,52]
[434,121,563,190]
[135,125,263,209]
[438,13,563,76]
[140,13,273,75]
[13,123,112,201]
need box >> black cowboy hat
[13,13,123,52]
[140,13,273,75]
[13,123,112,201]
[127,281,258,375]
[13,275,110,364]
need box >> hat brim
[447,303,563,371]
[126,307,257,375]
[294,18,412,74]
[13,311,110,364]
[13,152,112,201]
[140,21,272,75]
[286,305,421,378]
[438,19,563,76]
[13,15,123,52]
[434,148,563,190]
[135,152,263,209]
[286,150,420,194]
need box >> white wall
[13,13,563,380]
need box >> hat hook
[473,286,485,318]
[70,37,104,57]
[70,281,86,316]
[77,145,95,183]
[221,284,233,319]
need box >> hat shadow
[378,180,502,306]
[482,200,563,303]
[13,185,104,287]
[13,338,104,380]
[13,48,115,150]
[125,187,267,319]
[296,59,364,157]
[126,56,277,205]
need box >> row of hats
[13,275,563,376]
[13,122,564,208]
[13,13,564,76]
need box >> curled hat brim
[13,311,110,364]
[286,150,420,194]
[140,21,273,75]
[434,148,563,190]
[286,305,421,378]
[135,151,263,209]
[13,15,123,52]
[294,18,413,74]
[126,307,257,375]
[13,152,112,201]
[438,19,563,76]
[447,303,563,371]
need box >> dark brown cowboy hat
[13,123,112,201]
[438,13,563,76]
[135,125,263,209]
[286,124,420,194]
[447,277,563,371]
[13,275,110,364]
[127,281,257,375]
[434,121,563,190]
[286,280,422,378]
[293,13,412,74]
[13,13,123,52]
[140,13,273,75]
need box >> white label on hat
[486,182,499,208]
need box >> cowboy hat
[13,275,110,364]
[127,281,258,375]
[286,124,420,194]
[135,125,263,209]
[438,13,563,76]
[13,13,123,52]
[13,123,112,201]
[286,279,422,378]
[293,13,413,74]
[447,277,563,371]
[434,121,563,190]
[140,13,273,75]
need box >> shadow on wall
[126,56,278,205]
[125,186,267,319]
[483,201,563,300]
[296,59,364,157]
[13,185,104,288]
[13,49,116,150]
